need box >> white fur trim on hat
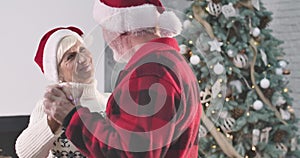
[93,0,182,37]
[43,30,83,82]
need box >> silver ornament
[233,54,248,68]
[207,2,222,16]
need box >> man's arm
[63,75,181,158]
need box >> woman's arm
[15,100,59,158]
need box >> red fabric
[65,38,202,158]
[34,26,83,73]
[99,0,165,13]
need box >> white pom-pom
[275,68,283,75]
[260,78,270,89]
[253,100,263,110]
[158,11,182,37]
[190,55,201,65]
[251,27,261,37]
[179,44,187,54]
[183,20,192,29]
[213,63,225,75]
[279,60,287,68]
[227,49,235,57]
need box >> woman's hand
[47,115,60,134]
[43,84,75,125]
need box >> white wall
[0,0,104,116]
[263,0,300,117]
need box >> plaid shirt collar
[115,37,180,87]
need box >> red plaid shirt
[64,38,202,158]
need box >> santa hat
[34,26,84,82]
[93,0,182,37]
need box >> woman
[15,26,108,158]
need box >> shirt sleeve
[64,75,181,158]
[15,100,59,158]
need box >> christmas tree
[177,0,300,157]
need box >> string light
[205,7,210,12]
[252,146,256,151]
[188,14,193,19]
[219,79,223,83]
[252,85,255,89]
[212,110,216,114]
[218,94,223,98]
[245,156,249,158]
[229,67,233,71]
[210,65,214,69]
[247,112,250,116]
[211,145,217,149]
[283,88,289,93]
[188,40,193,45]
[198,80,202,83]
[267,64,271,68]
[205,103,210,107]
[217,128,221,131]
[226,98,230,102]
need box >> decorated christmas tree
[177,0,300,157]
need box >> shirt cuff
[62,106,82,128]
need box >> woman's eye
[79,47,86,53]
[67,53,76,61]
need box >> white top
[15,81,110,158]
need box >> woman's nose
[77,54,87,64]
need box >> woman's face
[58,41,94,83]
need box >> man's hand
[47,115,60,134]
[43,85,75,125]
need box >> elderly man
[43,0,202,157]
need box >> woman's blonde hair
[56,35,84,64]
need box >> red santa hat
[93,0,182,37]
[34,26,84,82]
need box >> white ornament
[208,39,223,52]
[222,3,236,19]
[219,111,229,119]
[207,2,222,16]
[260,127,272,143]
[279,60,287,68]
[221,117,236,132]
[252,0,260,10]
[275,143,288,157]
[213,63,225,75]
[190,55,201,65]
[183,20,192,29]
[275,68,283,75]
[276,96,286,106]
[251,27,261,37]
[260,49,268,66]
[229,80,243,94]
[252,129,260,146]
[196,37,210,52]
[253,100,263,110]
[280,108,291,120]
[198,125,208,138]
[179,44,187,54]
[227,49,235,57]
[260,78,270,89]
[233,54,248,68]
[291,137,297,151]
[200,87,212,104]
[212,80,222,98]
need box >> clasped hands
[43,83,83,126]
